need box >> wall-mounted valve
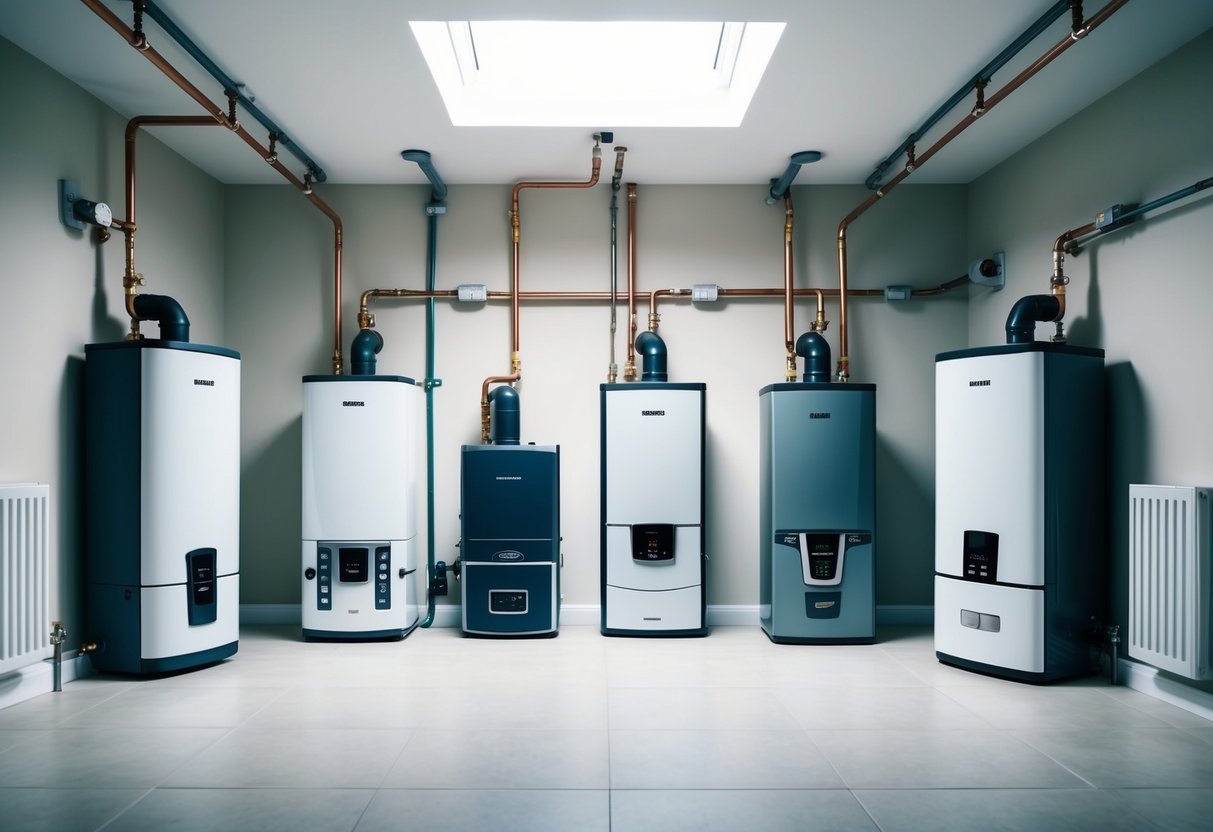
[968,251,1005,291]
[59,179,112,231]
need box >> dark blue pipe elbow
[636,331,668,382]
[132,293,190,342]
[488,385,520,445]
[1005,295,1061,344]
[768,151,822,203]
[402,149,448,203]
[350,329,384,376]
[796,331,831,383]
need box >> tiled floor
[1,624,1212,831]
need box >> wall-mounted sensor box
[457,284,488,302]
[885,285,912,301]
[692,284,719,302]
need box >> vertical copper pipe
[832,0,1128,380]
[1051,221,1096,327]
[122,116,221,335]
[482,147,601,441]
[508,150,602,368]
[82,0,346,373]
[783,192,796,381]
[625,183,638,380]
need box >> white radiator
[1128,484,1211,680]
[0,483,51,675]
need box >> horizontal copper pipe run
[83,0,346,373]
[833,0,1128,379]
[121,115,222,332]
[360,279,966,321]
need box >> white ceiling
[2,0,1211,186]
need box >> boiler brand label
[969,380,991,387]
[809,412,831,419]
[495,476,522,481]
[493,550,524,561]
[193,379,214,386]
[641,410,665,416]
[342,401,365,406]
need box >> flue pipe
[834,0,1127,380]
[482,141,601,440]
[82,0,346,373]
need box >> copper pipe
[625,184,638,380]
[1050,221,1097,331]
[476,145,601,442]
[120,115,222,336]
[783,192,796,381]
[83,0,346,374]
[832,0,1128,381]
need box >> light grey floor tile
[1020,726,1213,788]
[609,687,799,730]
[611,789,880,832]
[855,788,1155,832]
[772,686,991,731]
[395,685,609,730]
[610,729,843,789]
[1093,686,1213,732]
[61,684,285,728]
[894,656,1029,689]
[0,787,145,832]
[244,686,431,729]
[1189,726,1213,745]
[607,652,769,688]
[941,684,1175,731]
[0,679,136,728]
[355,789,610,832]
[760,652,927,688]
[105,787,374,832]
[381,728,609,789]
[810,729,1087,789]
[162,727,412,788]
[0,727,226,788]
[1112,788,1213,832]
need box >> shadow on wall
[1105,361,1148,630]
[240,415,303,604]
[57,356,85,635]
[1064,247,1103,349]
[875,434,933,606]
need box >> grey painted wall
[0,36,226,643]
[967,28,1213,685]
[226,181,968,609]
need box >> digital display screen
[339,547,369,582]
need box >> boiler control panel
[962,530,999,583]
[774,530,872,587]
[631,523,675,562]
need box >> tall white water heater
[301,375,422,639]
[935,343,1104,682]
[86,341,241,674]
[600,382,707,636]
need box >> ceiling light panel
[410,20,785,127]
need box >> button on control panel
[317,547,332,610]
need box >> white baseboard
[0,652,93,711]
[1118,657,1213,723]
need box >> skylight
[409,20,785,127]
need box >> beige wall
[0,36,226,640]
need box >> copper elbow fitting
[623,361,637,382]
